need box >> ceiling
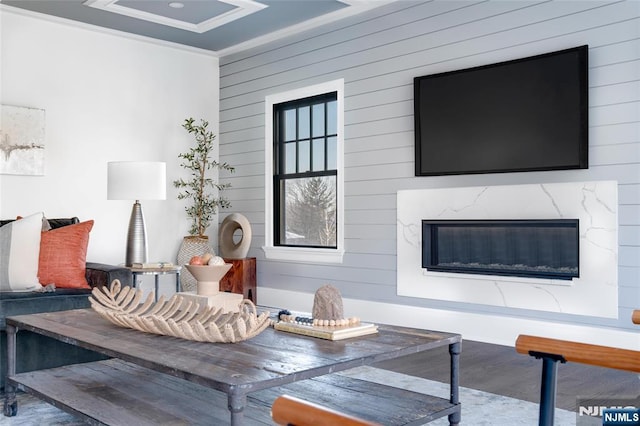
[1,0,392,56]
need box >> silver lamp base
[125,201,148,266]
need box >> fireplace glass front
[422,220,579,280]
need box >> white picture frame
[0,104,46,176]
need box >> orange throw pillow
[38,220,94,289]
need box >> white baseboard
[258,287,640,351]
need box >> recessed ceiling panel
[84,0,267,33]
[116,0,237,25]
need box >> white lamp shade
[107,161,166,200]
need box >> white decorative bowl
[184,264,232,296]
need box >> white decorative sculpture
[182,264,242,313]
[89,280,270,343]
[219,213,252,259]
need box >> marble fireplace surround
[397,181,618,318]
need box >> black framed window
[274,92,338,248]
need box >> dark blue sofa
[0,217,131,392]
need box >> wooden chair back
[516,335,640,373]
[515,308,640,426]
[271,394,381,426]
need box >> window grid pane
[284,142,296,174]
[284,109,296,142]
[312,103,325,138]
[327,136,337,170]
[298,106,310,140]
[312,138,325,171]
[277,96,336,177]
[299,140,310,173]
[280,175,337,248]
[327,101,337,135]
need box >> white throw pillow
[0,212,44,292]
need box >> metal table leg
[3,325,17,417]
[228,391,247,425]
[154,274,160,302]
[448,341,461,425]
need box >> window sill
[262,246,344,264]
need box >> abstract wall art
[0,105,46,175]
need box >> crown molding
[0,4,219,57]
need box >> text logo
[577,397,640,426]
[602,408,640,425]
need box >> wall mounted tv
[414,45,588,176]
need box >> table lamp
[107,161,166,266]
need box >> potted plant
[174,118,234,289]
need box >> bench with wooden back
[515,309,640,426]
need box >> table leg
[176,271,181,293]
[154,275,160,302]
[448,341,461,426]
[228,391,247,425]
[3,325,17,417]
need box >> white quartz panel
[397,181,618,318]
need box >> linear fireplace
[398,182,617,318]
[422,219,579,280]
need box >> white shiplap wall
[218,0,640,340]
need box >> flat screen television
[414,45,588,176]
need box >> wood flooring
[374,339,640,412]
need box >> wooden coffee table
[3,308,461,425]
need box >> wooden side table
[220,257,256,303]
[128,266,182,302]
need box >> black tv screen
[414,45,588,176]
